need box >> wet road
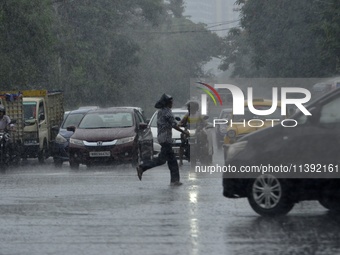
[0,155,340,255]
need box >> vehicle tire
[54,158,63,168]
[69,158,79,170]
[319,196,340,211]
[38,141,48,164]
[247,174,294,216]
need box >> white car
[149,108,188,156]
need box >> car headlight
[116,136,135,145]
[227,129,236,138]
[55,134,67,144]
[69,138,84,146]
[227,141,248,160]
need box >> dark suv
[53,108,94,167]
[223,87,340,216]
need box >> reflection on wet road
[0,159,339,255]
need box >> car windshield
[79,112,133,129]
[233,106,282,121]
[150,110,187,127]
[62,113,85,128]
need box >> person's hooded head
[155,93,173,109]
[185,100,200,114]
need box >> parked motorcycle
[0,120,20,173]
[178,116,214,167]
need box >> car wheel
[319,196,340,211]
[54,158,63,168]
[247,174,294,216]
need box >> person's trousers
[140,142,180,183]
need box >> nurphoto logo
[195,82,312,128]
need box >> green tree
[54,0,165,107]
[220,0,338,78]
[0,0,57,87]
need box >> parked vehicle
[67,107,153,169]
[0,90,64,164]
[22,90,64,163]
[52,108,95,167]
[223,87,340,216]
[0,125,19,172]
[180,115,214,167]
[149,108,188,156]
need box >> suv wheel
[247,174,294,216]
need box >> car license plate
[173,147,180,154]
[89,151,110,157]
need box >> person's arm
[173,125,189,135]
[178,114,188,127]
[168,111,189,135]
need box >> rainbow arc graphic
[195,82,223,106]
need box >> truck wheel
[38,142,48,164]
[247,174,294,216]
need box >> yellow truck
[0,90,64,163]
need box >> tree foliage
[220,0,340,78]
[0,0,56,87]
[0,0,222,113]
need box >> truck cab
[23,98,49,162]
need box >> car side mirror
[67,126,76,132]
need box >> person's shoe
[170,181,183,186]
[136,166,143,181]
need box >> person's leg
[162,143,180,183]
[179,145,184,166]
[137,144,167,180]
